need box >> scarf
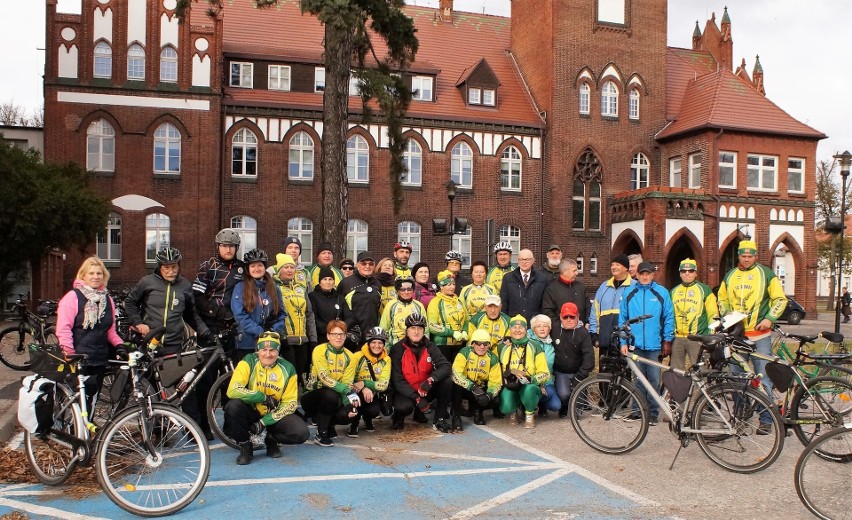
[78,284,108,329]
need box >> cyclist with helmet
[193,228,245,330]
[459,260,497,317]
[393,241,413,279]
[451,328,503,429]
[389,312,453,432]
[231,249,287,361]
[427,270,469,363]
[380,276,427,344]
[272,253,317,386]
[486,242,516,293]
[349,326,392,437]
[444,250,468,295]
[309,242,343,288]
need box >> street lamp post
[834,151,852,334]
[431,180,468,251]
[446,180,457,250]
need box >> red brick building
[42,1,822,313]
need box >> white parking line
[0,497,110,520]
[449,468,574,519]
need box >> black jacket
[541,277,590,326]
[499,268,548,322]
[338,272,382,340]
[192,254,245,329]
[308,286,345,345]
[550,325,595,380]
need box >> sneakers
[265,438,282,458]
[313,434,334,447]
[558,406,569,419]
[524,412,536,429]
[202,427,215,442]
[508,410,518,425]
[756,423,773,436]
[649,416,659,426]
[363,418,375,432]
[433,419,452,433]
[473,410,486,425]
[327,426,338,439]
[452,415,463,431]
[347,423,359,438]
[413,409,429,424]
[623,412,642,422]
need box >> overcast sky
[4,0,850,166]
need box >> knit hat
[437,270,455,287]
[257,332,281,351]
[679,258,698,270]
[283,236,302,252]
[509,314,527,328]
[412,262,429,279]
[560,302,579,319]
[612,254,630,270]
[738,240,757,255]
[274,253,295,272]
[318,265,335,281]
[316,242,333,255]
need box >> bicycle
[0,295,58,370]
[772,325,852,382]
[794,421,852,520]
[23,349,210,517]
[569,315,785,473]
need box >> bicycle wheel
[692,382,784,473]
[790,376,852,454]
[569,374,649,454]
[0,325,33,370]
[40,325,58,345]
[24,385,83,485]
[794,425,852,520]
[96,403,210,517]
[207,372,265,451]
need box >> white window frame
[145,213,170,263]
[288,131,314,180]
[287,217,313,262]
[268,65,291,91]
[601,80,618,117]
[499,225,521,264]
[576,254,584,273]
[153,122,181,174]
[482,89,496,106]
[468,87,481,105]
[579,83,590,115]
[669,157,682,188]
[688,153,701,189]
[346,135,370,183]
[127,43,145,80]
[630,153,649,190]
[87,119,115,172]
[402,139,422,186]
[411,76,433,101]
[590,254,598,274]
[160,46,178,82]
[788,157,805,194]
[719,151,737,188]
[93,41,112,79]
[348,72,362,97]
[398,221,422,264]
[628,89,639,120]
[346,219,369,260]
[452,226,473,269]
[230,61,253,88]
[97,212,122,262]
[314,67,325,92]
[232,128,258,177]
[747,154,778,192]
[451,142,473,188]
[500,145,522,191]
[230,216,257,260]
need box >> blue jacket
[231,279,287,350]
[589,276,633,350]
[618,281,675,351]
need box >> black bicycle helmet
[156,246,182,265]
[215,228,241,246]
[243,248,269,266]
[365,326,389,344]
[405,311,427,328]
[394,276,415,291]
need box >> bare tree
[0,102,25,126]
[815,159,852,310]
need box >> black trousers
[451,384,490,415]
[350,389,382,424]
[393,377,452,421]
[223,399,309,444]
[179,366,217,431]
[301,387,355,433]
[82,364,107,413]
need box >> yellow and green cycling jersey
[459,283,497,317]
[497,340,550,385]
[394,264,412,279]
[227,354,299,425]
[717,263,787,338]
[352,344,391,392]
[427,292,469,346]
[380,298,427,344]
[379,285,397,317]
[277,280,310,338]
[307,343,356,395]
[467,310,510,353]
[451,346,502,396]
[486,264,516,293]
[670,281,719,337]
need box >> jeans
[553,371,578,408]
[731,335,774,424]
[539,382,562,411]
[633,349,661,419]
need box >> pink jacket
[56,281,123,356]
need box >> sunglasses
[471,341,490,347]
[398,287,414,292]
[258,331,280,340]
[680,269,696,273]
[561,315,578,320]
[341,266,354,271]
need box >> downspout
[710,128,724,285]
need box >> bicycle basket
[765,361,795,393]
[28,343,76,382]
[661,370,692,403]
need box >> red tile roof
[220,1,543,128]
[665,47,718,120]
[658,58,825,140]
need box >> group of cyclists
[55,227,788,465]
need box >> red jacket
[389,338,450,401]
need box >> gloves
[590,333,598,346]
[115,343,130,361]
[452,331,464,341]
[470,385,491,408]
[416,397,431,413]
[264,395,278,411]
[661,340,672,358]
[198,329,213,346]
[249,420,264,435]
[460,331,468,341]
[419,378,433,393]
[214,306,232,322]
[346,326,361,345]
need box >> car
[779,296,805,325]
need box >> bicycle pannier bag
[765,361,795,393]
[28,343,75,382]
[18,375,55,435]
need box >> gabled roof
[219,1,542,128]
[455,58,499,88]
[658,60,825,140]
[665,47,717,120]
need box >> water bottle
[177,368,198,392]
[148,337,160,351]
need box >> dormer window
[412,76,433,101]
[482,89,495,106]
[230,62,253,88]
[456,58,500,108]
[468,87,481,104]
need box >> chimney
[439,0,453,22]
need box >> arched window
[402,139,422,186]
[87,119,115,172]
[230,216,257,259]
[287,217,313,261]
[451,225,473,268]
[628,89,640,120]
[127,44,145,80]
[153,122,181,174]
[500,145,522,191]
[232,128,257,177]
[573,148,603,231]
[160,46,178,82]
[579,83,590,115]
[589,180,602,231]
[630,153,649,190]
[451,142,473,188]
[288,131,314,180]
[601,80,618,117]
[145,213,170,262]
[499,225,521,264]
[93,41,112,78]
[346,135,369,183]
[397,221,421,264]
[97,212,122,261]
[346,219,369,260]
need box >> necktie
[523,273,529,286]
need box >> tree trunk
[320,23,354,261]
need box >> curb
[0,399,18,444]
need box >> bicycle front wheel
[207,372,265,451]
[96,404,210,517]
[790,375,852,453]
[24,384,83,485]
[692,382,784,473]
[0,325,33,370]
[569,374,649,454]
[795,425,852,520]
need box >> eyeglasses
[518,257,534,262]
[471,341,490,347]
[341,266,354,271]
[328,332,346,337]
[359,261,375,266]
[258,331,280,340]
[679,269,696,273]
[561,315,577,320]
[398,287,414,292]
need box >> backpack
[18,375,55,434]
